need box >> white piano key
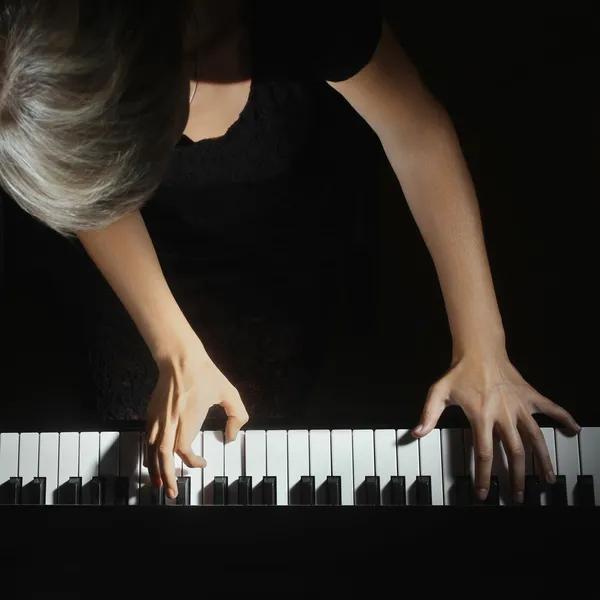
[555,428,581,506]
[331,430,354,506]
[309,430,331,505]
[535,427,557,506]
[288,430,309,505]
[352,430,375,504]
[245,430,266,505]
[374,429,397,505]
[118,432,141,506]
[183,432,203,506]
[99,432,120,505]
[0,433,19,493]
[224,431,244,505]
[579,427,600,505]
[418,430,443,505]
[202,430,224,505]
[79,432,99,505]
[18,433,39,500]
[266,430,288,506]
[58,432,79,504]
[397,429,420,505]
[39,433,59,505]
[441,428,465,505]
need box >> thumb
[220,390,250,442]
[412,382,448,438]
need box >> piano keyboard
[1,427,598,507]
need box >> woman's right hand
[143,340,249,499]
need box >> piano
[1,425,598,572]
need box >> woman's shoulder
[244,0,384,82]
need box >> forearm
[381,110,506,359]
[77,210,202,362]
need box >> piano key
[524,475,541,506]
[390,475,406,506]
[262,476,276,506]
[535,427,557,506]
[18,433,39,505]
[90,476,105,505]
[331,430,354,506]
[151,485,166,506]
[309,430,331,505]
[485,476,500,506]
[441,429,465,506]
[419,430,443,505]
[365,475,380,505]
[164,457,183,507]
[119,432,142,506]
[79,432,99,505]
[245,430,266,505]
[214,476,228,505]
[397,429,420,505]
[326,475,341,506]
[416,475,432,506]
[0,433,19,505]
[7,477,22,505]
[374,429,398,505]
[63,476,82,505]
[575,475,595,507]
[30,477,46,505]
[266,430,287,506]
[353,430,375,506]
[238,476,251,505]
[202,430,224,505]
[300,475,315,506]
[288,430,310,505]
[39,433,59,505]
[99,432,119,506]
[491,437,510,506]
[114,476,129,505]
[579,427,599,506]
[184,432,203,506]
[455,475,472,506]
[555,429,580,506]
[224,431,243,505]
[550,475,568,506]
[58,432,79,505]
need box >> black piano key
[238,476,251,506]
[575,475,595,507]
[550,475,568,506]
[365,475,381,506]
[114,476,129,505]
[326,476,341,506]
[214,476,228,506]
[484,476,499,506]
[455,475,472,506]
[59,476,81,505]
[0,477,22,505]
[416,476,432,506]
[176,477,191,506]
[300,476,315,506]
[30,477,46,505]
[90,476,105,506]
[524,475,541,506]
[151,486,166,506]
[390,476,406,506]
[262,476,276,506]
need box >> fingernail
[514,491,524,504]
[167,488,177,499]
[413,425,423,435]
[476,488,488,501]
[575,423,582,432]
[547,470,556,484]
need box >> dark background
[1,5,598,432]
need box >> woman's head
[0,0,193,239]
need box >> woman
[0,0,580,502]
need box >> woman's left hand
[411,351,581,503]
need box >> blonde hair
[0,0,192,239]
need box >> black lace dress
[79,1,385,421]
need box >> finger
[412,382,448,437]
[518,415,556,485]
[145,420,162,488]
[156,423,178,499]
[175,406,208,469]
[220,389,250,442]
[532,395,580,434]
[472,420,494,501]
[497,423,526,504]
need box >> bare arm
[77,210,202,362]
